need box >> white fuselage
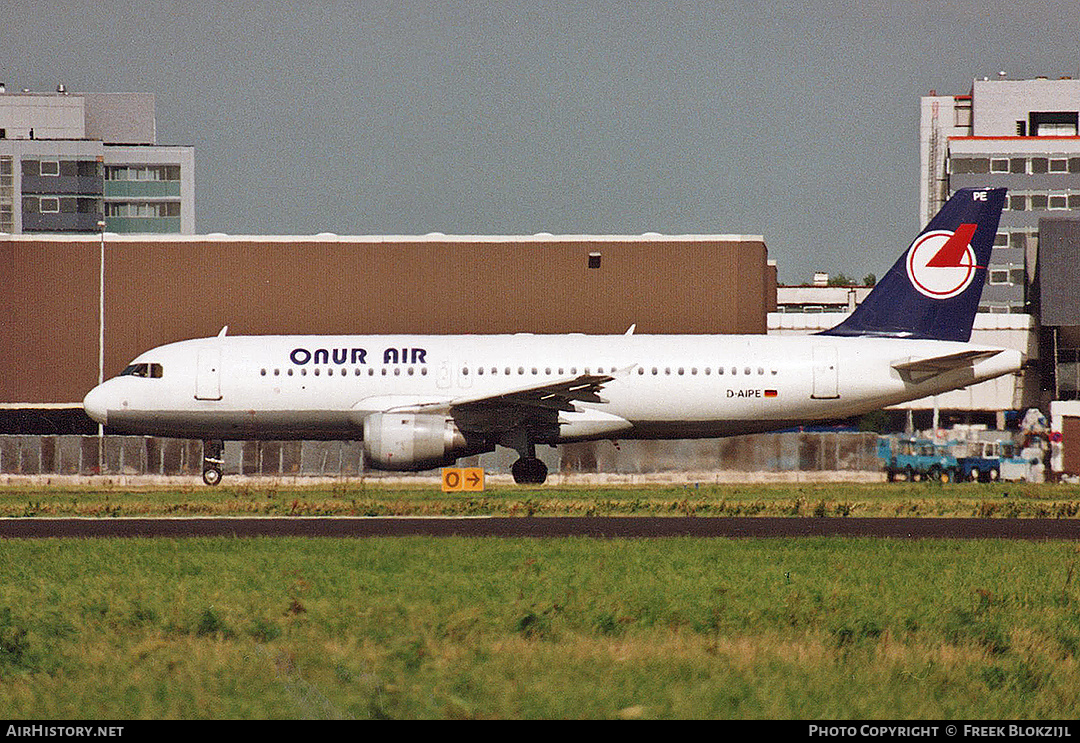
[83,333,1022,443]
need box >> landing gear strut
[202,439,224,486]
[511,456,548,485]
[503,432,550,485]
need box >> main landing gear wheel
[202,466,223,487]
[512,457,548,485]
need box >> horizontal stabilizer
[892,349,1002,383]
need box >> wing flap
[439,372,623,433]
[359,368,631,434]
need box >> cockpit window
[120,363,164,378]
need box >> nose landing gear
[202,439,224,486]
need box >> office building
[0,86,194,234]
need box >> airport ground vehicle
[879,436,1037,482]
[878,437,960,483]
[954,440,1002,482]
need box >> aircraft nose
[82,385,109,426]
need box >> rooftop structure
[0,86,194,234]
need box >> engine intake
[362,412,469,471]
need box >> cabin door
[811,346,840,399]
[195,348,223,401]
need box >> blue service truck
[879,436,1035,482]
[877,437,960,483]
[954,440,1038,482]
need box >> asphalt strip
[0,517,1078,539]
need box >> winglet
[625,324,636,335]
[217,326,229,337]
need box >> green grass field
[1,534,1079,718]
[2,480,1080,518]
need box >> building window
[1049,194,1068,210]
[105,202,181,217]
[0,156,11,233]
[1030,111,1079,137]
[990,158,1009,173]
[39,161,59,177]
[1050,159,1069,173]
[1010,158,1027,173]
[950,157,990,174]
[988,269,1010,285]
[105,165,181,181]
[39,197,59,213]
[1008,194,1027,211]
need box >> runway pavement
[1,516,1078,539]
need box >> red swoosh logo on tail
[925,223,982,268]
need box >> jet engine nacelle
[362,412,469,471]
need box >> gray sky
[3,1,1078,283]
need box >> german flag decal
[764,389,778,398]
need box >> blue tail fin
[819,187,1006,342]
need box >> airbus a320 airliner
[83,188,1021,485]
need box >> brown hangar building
[0,232,774,433]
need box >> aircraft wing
[391,372,622,434]
[892,349,1003,383]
